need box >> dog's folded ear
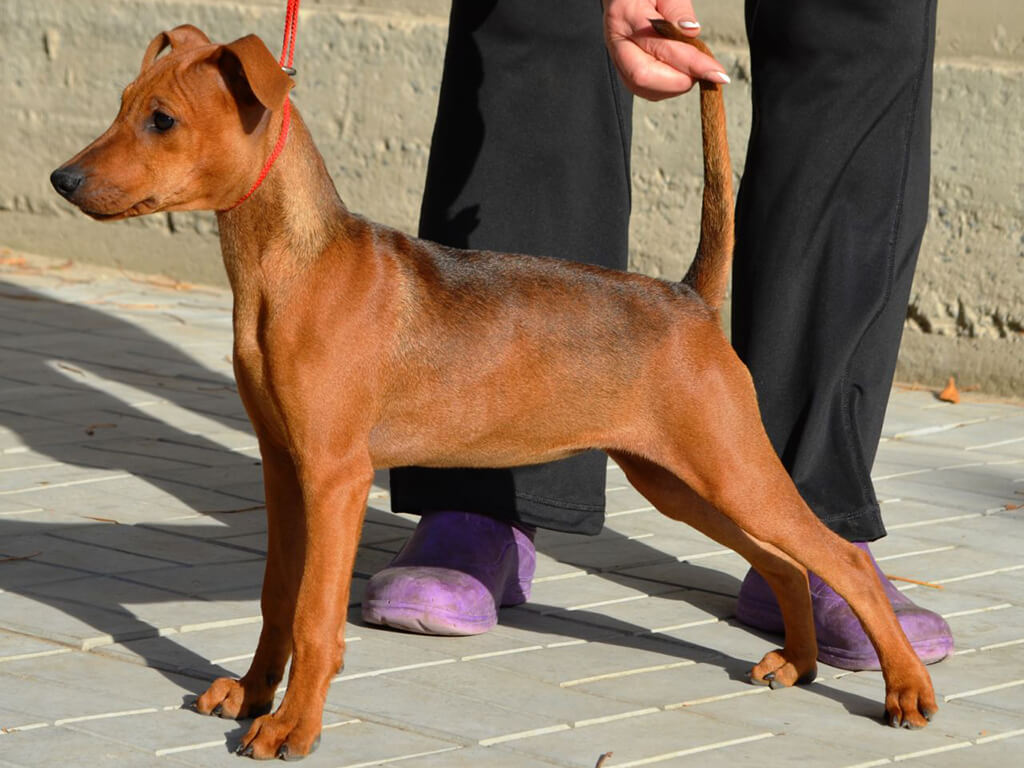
[140,24,212,74]
[220,35,294,114]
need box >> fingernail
[679,20,701,29]
[707,71,731,84]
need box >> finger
[610,41,697,100]
[639,30,729,83]
[658,0,701,36]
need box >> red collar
[221,98,292,213]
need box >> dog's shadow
[0,279,880,731]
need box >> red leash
[223,0,301,212]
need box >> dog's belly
[368,436,587,471]
[366,384,632,470]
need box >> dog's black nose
[50,167,85,199]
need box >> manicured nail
[707,71,731,84]
[679,20,701,29]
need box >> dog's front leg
[236,454,372,760]
[196,442,302,720]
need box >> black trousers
[391,0,937,542]
[389,0,633,535]
[732,0,937,541]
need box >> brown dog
[51,25,937,760]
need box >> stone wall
[2,0,1022,394]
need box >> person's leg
[365,0,633,634]
[731,0,951,668]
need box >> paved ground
[0,250,1022,768]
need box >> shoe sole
[361,601,497,636]
[818,635,954,671]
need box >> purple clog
[735,542,953,670]
[362,511,536,635]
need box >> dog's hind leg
[609,451,818,688]
[616,345,937,726]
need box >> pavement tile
[61,706,354,763]
[2,532,181,574]
[544,587,734,637]
[0,646,210,708]
[0,724,188,767]
[0,628,70,661]
[377,656,640,723]
[538,528,727,572]
[941,604,1024,653]
[924,645,1024,709]
[902,512,1024,559]
[0,553,86,588]
[0,589,166,648]
[657,733,889,768]
[531,552,590,583]
[493,709,768,768]
[881,396,1023,435]
[379,745,557,767]
[469,632,717,690]
[351,617,558,660]
[615,556,747,598]
[488,607,629,647]
[898,414,1024,454]
[164,718,462,768]
[49,523,260,566]
[0,661,194,726]
[96,620,263,679]
[559,656,753,709]
[328,672,572,744]
[946,675,1024,721]
[121,560,264,597]
[890,461,1021,500]
[332,631,458,681]
[877,475,1017,513]
[903,733,1024,768]
[0,667,161,726]
[216,531,267,553]
[876,497,984,529]
[143,512,268,542]
[526,573,682,616]
[63,438,249,476]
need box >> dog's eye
[152,111,175,132]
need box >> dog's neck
[215,105,346,296]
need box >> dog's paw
[884,681,938,729]
[235,711,321,760]
[749,649,817,689]
[194,677,274,721]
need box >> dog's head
[50,25,294,219]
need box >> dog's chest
[231,309,289,448]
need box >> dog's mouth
[81,198,158,221]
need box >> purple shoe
[735,542,953,670]
[361,511,536,636]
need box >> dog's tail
[651,22,734,313]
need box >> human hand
[603,0,730,101]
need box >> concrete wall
[2,0,1022,395]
